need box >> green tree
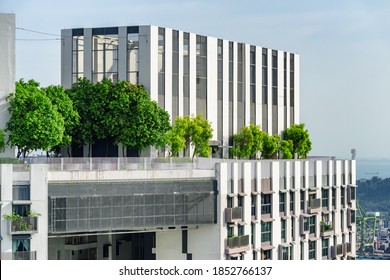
[231,124,263,159]
[283,123,312,158]
[66,78,97,154]
[43,85,79,154]
[6,79,65,158]
[262,133,280,159]
[279,139,294,159]
[167,114,213,158]
[108,82,171,156]
[231,126,254,159]
[0,128,5,152]
[67,79,171,156]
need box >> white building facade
[0,13,16,158]
[61,25,299,156]
[0,158,357,260]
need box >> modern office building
[0,23,357,260]
[61,25,299,157]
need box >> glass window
[12,238,30,252]
[262,249,271,260]
[300,190,305,210]
[279,192,285,213]
[309,241,316,260]
[322,189,329,208]
[281,219,286,240]
[261,221,272,242]
[309,215,316,234]
[13,185,30,200]
[282,246,289,260]
[261,194,272,215]
[290,191,294,212]
[322,238,329,257]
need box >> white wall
[0,13,15,158]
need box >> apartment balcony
[0,251,37,260]
[225,235,250,255]
[10,217,38,235]
[331,244,343,259]
[320,221,334,237]
[308,198,321,214]
[225,207,243,223]
[343,242,352,255]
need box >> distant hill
[357,177,390,212]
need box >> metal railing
[309,198,321,209]
[227,235,250,249]
[11,217,38,234]
[225,207,242,223]
[0,251,37,260]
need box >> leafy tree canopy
[67,78,171,156]
[167,114,213,158]
[0,128,5,152]
[279,139,294,159]
[262,133,280,159]
[42,84,79,150]
[282,123,312,159]
[6,79,65,158]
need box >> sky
[1,0,390,160]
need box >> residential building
[0,157,357,260]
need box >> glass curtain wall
[228,42,234,146]
[217,39,223,142]
[72,29,84,84]
[262,48,268,132]
[172,30,179,122]
[290,54,295,126]
[196,35,207,117]
[92,28,118,83]
[271,50,278,135]
[127,31,139,84]
[183,33,190,116]
[237,43,244,132]
[158,28,165,108]
[250,46,256,125]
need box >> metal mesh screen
[49,180,216,234]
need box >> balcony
[331,244,343,259]
[225,207,243,223]
[0,251,37,260]
[225,235,250,255]
[10,217,38,234]
[320,221,334,237]
[308,198,321,214]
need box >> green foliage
[110,82,171,154]
[68,79,171,156]
[262,134,280,159]
[231,124,264,159]
[3,212,22,222]
[66,78,105,150]
[232,126,254,159]
[279,140,294,159]
[42,84,80,150]
[0,128,5,152]
[192,114,213,157]
[282,123,312,159]
[6,79,65,158]
[167,114,213,158]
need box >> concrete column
[29,164,48,260]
